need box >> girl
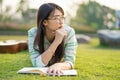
[28,3,77,76]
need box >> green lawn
[0,35,120,80]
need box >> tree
[0,0,2,13]
[16,0,29,19]
[0,0,13,23]
[16,0,37,24]
[70,0,115,31]
[0,0,3,21]
[21,8,37,23]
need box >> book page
[17,67,77,76]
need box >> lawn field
[0,35,120,80]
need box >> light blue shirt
[28,25,78,68]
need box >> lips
[58,27,61,29]
[58,26,63,29]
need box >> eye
[55,16,60,19]
[47,16,65,21]
[55,16,65,20]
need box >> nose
[58,18,64,24]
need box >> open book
[17,67,77,76]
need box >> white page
[17,67,77,76]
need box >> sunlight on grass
[0,36,120,80]
[0,35,27,41]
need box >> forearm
[41,40,60,65]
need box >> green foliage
[0,36,120,80]
[73,25,96,34]
[91,22,98,29]
[71,1,115,33]
[0,0,37,30]
[0,22,35,32]
[21,9,37,23]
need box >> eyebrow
[54,14,64,16]
[53,15,64,17]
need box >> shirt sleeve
[64,28,78,68]
[28,28,46,67]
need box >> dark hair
[34,3,65,66]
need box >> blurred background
[0,1,120,79]
[0,0,120,35]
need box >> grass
[0,35,120,80]
[0,35,27,41]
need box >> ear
[43,20,48,26]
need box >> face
[43,9,65,32]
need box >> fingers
[53,69,63,76]
[56,70,63,76]
[56,28,67,37]
[47,68,63,76]
[54,28,67,44]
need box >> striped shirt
[28,24,78,68]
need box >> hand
[54,28,67,44]
[47,63,63,76]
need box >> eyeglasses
[47,16,65,22]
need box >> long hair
[34,3,65,65]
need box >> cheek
[50,22,59,29]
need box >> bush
[71,25,96,34]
